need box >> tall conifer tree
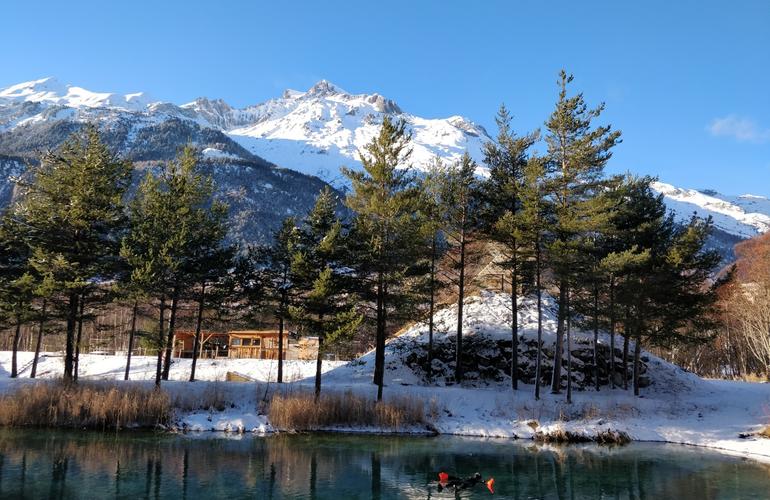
[438,153,482,383]
[17,126,131,381]
[481,105,538,389]
[343,116,424,400]
[290,187,361,400]
[544,71,621,395]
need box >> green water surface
[0,430,767,499]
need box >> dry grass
[0,381,171,430]
[268,390,426,431]
[173,382,228,412]
[759,426,770,439]
[534,427,631,445]
[595,429,632,445]
[534,428,592,443]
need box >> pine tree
[262,217,301,384]
[480,105,538,390]
[518,154,553,399]
[437,152,482,383]
[16,126,131,381]
[0,213,37,378]
[597,175,657,390]
[633,215,721,395]
[544,71,621,395]
[122,145,228,387]
[343,116,424,400]
[290,187,362,400]
[417,158,449,383]
[570,179,620,392]
[187,231,233,383]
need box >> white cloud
[708,115,770,144]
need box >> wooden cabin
[175,330,288,359]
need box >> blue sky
[2,1,769,195]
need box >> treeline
[662,232,770,380]
[0,71,721,402]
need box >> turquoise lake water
[0,430,767,499]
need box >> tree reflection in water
[0,430,767,499]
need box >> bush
[268,390,425,431]
[0,381,171,430]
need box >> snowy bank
[1,291,769,462]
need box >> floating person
[437,471,495,494]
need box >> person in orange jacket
[437,471,495,494]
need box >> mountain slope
[0,79,336,243]
[216,80,491,184]
[650,181,770,261]
[0,77,766,257]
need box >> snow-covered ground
[1,291,769,463]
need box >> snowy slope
[0,77,154,112]
[0,78,491,185]
[651,181,770,239]
[2,292,769,462]
[326,290,702,393]
[221,80,490,182]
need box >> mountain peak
[0,77,68,102]
[0,77,154,111]
[306,80,347,97]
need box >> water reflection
[0,430,767,499]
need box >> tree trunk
[162,290,179,380]
[551,282,568,393]
[31,299,46,379]
[608,278,616,389]
[593,280,600,391]
[566,290,572,404]
[63,292,79,381]
[427,235,437,383]
[534,238,543,401]
[190,284,206,382]
[124,300,138,381]
[277,291,286,384]
[10,315,22,378]
[74,296,85,381]
[511,248,519,390]
[314,332,324,402]
[633,324,642,396]
[455,230,466,384]
[374,270,385,401]
[623,306,630,391]
[155,296,166,388]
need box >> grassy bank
[269,390,428,432]
[0,381,171,430]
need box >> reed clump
[534,427,631,445]
[0,381,171,430]
[268,390,425,431]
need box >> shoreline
[2,352,769,465]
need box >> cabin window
[231,338,241,346]
[253,338,261,347]
[242,338,252,346]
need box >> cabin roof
[228,330,280,338]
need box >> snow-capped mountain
[0,77,766,259]
[650,181,770,260]
[0,77,155,112]
[213,80,490,183]
[650,181,770,239]
[0,78,491,185]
